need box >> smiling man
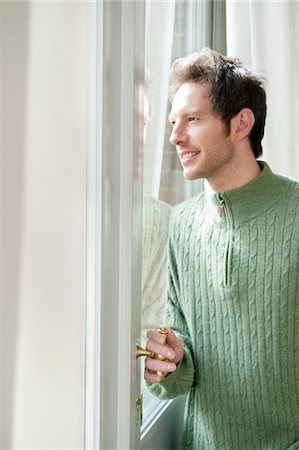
[168,82,261,192]
[145,48,299,450]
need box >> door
[93,1,216,448]
[92,1,186,448]
[86,1,145,448]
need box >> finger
[145,340,175,360]
[164,328,184,364]
[147,329,167,345]
[145,357,176,373]
[144,368,162,384]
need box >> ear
[230,108,255,142]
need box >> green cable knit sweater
[147,162,299,450]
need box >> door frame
[85,1,145,449]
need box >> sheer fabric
[226,0,299,179]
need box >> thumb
[165,327,184,364]
[165,327,179,346]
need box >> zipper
[218,194,231,286]
[224,239,230,286]
[218,193,225,219]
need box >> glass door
[85,1,145,448]
[140,2,209,446]
[140,0,226,445]
[87,1,226,448]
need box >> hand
[144,327,184,384]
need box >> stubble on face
[182,128,235,183]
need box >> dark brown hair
[169,48,267,158]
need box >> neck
[207,153,262,194]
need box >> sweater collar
[204,161,289,223]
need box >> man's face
[168,82,235,182]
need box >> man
[144,48,299,449]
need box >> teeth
[182,152,198,160]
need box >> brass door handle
[136,327,168,379]
[136,344,155,358]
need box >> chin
[183,170,203,181]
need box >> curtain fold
[226,0,299,179]
[144,1,176,198]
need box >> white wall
[0,2,90,448]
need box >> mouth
[179,151,200,165]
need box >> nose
[169,123,188,146]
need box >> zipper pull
[219,194,225,218]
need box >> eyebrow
[168,109,204,122]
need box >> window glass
[141,0,205,418]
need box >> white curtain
[144,0,176,198]
[226,0,299,179]
[1,3,88,447]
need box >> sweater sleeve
[146,207,195,399]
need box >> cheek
[190,130,216,150]
[188,124,228,149]
[188,127,206,144]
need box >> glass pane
[141,0,205,419]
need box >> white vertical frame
[85,1,145,449]
[184,1,205,199]
[85,1,102,448]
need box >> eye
[188,117,197,122]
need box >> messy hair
[169,48,267,158]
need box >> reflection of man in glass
[144,48,299,449]
[141,90,171,345]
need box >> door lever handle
[135,344,155,358]
[136,327,168,379]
